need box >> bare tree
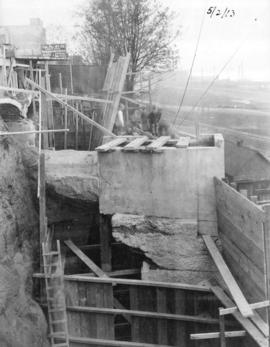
[76,0,179,90]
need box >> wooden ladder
[42,240,69,347]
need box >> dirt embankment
[0,118,49,347]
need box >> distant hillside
[150,71,270,112]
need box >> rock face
[112,214,217,284]
[0,121,49,346]
[45,150,99,203]
[21,148,100,204]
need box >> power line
[176,42,245,126]
[172,2,207,125]
[176,17,260,127]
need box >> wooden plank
[25,78,116,137]
[214,177,265,248]
[221,242,266,312]
[66,306,222,324]
[62,335,175,347]
[48,93,112,104]
[143,136,170,152]
[176,137,190,148]
[210,285,267,347]
[0,84,37,94]
[99,214,112,272]
[262,204,270,336]
[96,137,127,152]
[122,136,148,152]
[203,235,254,318]
[79,282,97,339]
[107,54,131,132]
[0,129,69,136]
[137,286,157,344]
[217,211,265,272]
[190,331,246,340]
[65,281,81,337]
[220,233,265,291]
[156,288,168,345]
[33,273,211,292]
[220,301,270,316]
[130,286,140,342]
[174,290,186,346]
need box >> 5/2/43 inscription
[207,7,235,18]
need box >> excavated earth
[0,118,49,347]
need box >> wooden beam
[0,85,37,94]
[65,240,107,278]
[122,136,148,152]
[25,78,116,137]
[210,284,268,347]
[67,305,221,324]
[190,331,246,340]
[75,269,140,277]
[120,95,147,106]
[0,129,69,136]
[220,301,270,316]
[48,92,112,104]
[107,53,131,132]
[99,214,112,272]
[96,137,127,152]
[203,235,254,318]
[33,273,211,292]
[56,335,174,347]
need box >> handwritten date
[207,7,235,18]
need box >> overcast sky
[0,0,269,81]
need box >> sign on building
[41,43,68,59]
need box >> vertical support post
[39,153,47,247]
[219,308,226,347]
[59,72,63,94]
[75,102,79,150]
[69,62,74,94]
[99,214,112,272]
[37,91,42,197]
[88,109,95,151]
[125,99,129,124]
[45,61,54,147]
[29,60,37,118]
[64,88,68,149]
[263,204,270,346]
[40,76,49,149]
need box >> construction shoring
[25,78,116,137]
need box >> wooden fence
[214,177,270,321]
